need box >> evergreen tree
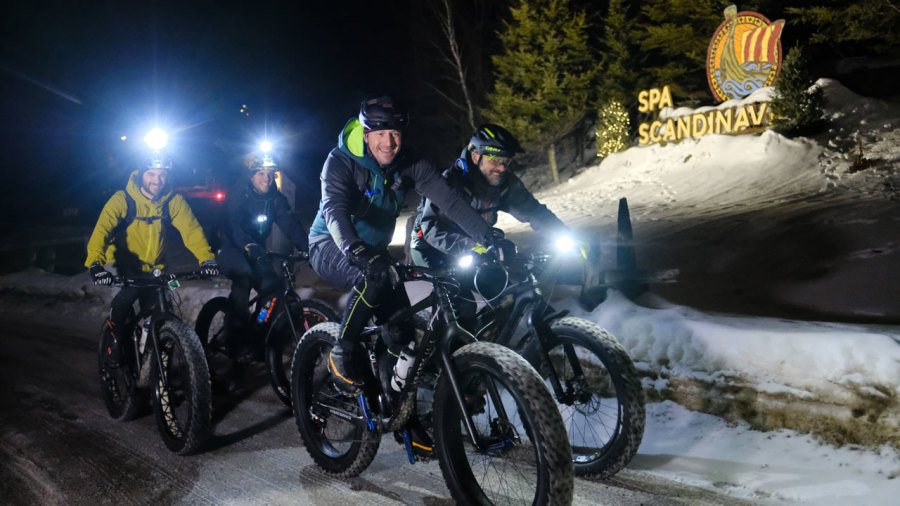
[786,0,900,57]
[631,0,727,103]
[595,100,630,158]
[484,0,599,183]
[594,0,638,157]
[598,0,638,106]
[770,45,827,137]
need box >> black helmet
[467,124,524,158]
[359,95,409,131]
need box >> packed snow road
[0,318,754,506]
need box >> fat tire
[291,322,380,476]
[97,321,144,421]
[194,296,229,356]
[544,317,645,478]
[433,341,574,505]
[150,319,212,455]
[266,298,338,407]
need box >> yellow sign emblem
[706,5,784,102]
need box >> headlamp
[457,254,474,269]
[144,128,168,151]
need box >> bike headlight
[457,254,474,269]
[256,214,268,223]
[556,235,575,253]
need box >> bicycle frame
[363,265,516,453]
[258,253,307,346]
[117,271,205,390]
[471,256,588,405]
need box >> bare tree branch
[886,0,900,15]
[426,83,469,114]
[438,0,477,131]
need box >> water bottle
[140,317,151,353]
[257,298,273,323]
[391,342,416,392]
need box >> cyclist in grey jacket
[307,96,495,394]
[410,124,567,329]
[411,124,566,267]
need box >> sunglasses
[482,154,513,166]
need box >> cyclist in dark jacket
[308,95,494,394]
[218,153,309,358]
[410,124,567,327]
[411,124,566,266]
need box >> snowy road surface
[0,318,753,505]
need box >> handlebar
[111,270,212,288]
[268,251,309,263]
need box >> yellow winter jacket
[84,171,215,272]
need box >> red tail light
[215,192,226,201]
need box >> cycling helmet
[143,156,172,172]
[359,95,409,131]
[467,124,524,158]
[249,154,278,172]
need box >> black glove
[89,263,113,286]
[200,260,219,277]
[347,241,399,287]
[244,243,267,263]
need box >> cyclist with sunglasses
[410,124,567,325]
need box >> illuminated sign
[706,5,784,102]
[637,85,771,145]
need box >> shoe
[329,344,363,396]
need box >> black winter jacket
[221,181,308,253]
[412,154,565,258]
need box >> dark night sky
[0,1,417,228]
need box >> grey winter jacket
[412,154,566,259]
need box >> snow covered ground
[1,79,898,504]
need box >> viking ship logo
[707,5,784,102]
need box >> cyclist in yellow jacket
[85,158,218,366]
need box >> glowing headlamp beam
[144,128,168,151]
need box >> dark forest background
[1,0,897,231]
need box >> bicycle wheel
[290,322,380,476]
[150,319,212,455]
[194,296,229,355]
[194,296,231,383]
[540,317,645,478]
[433,341,574,505]
[97,320,144,421]
[266,298,338,407]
